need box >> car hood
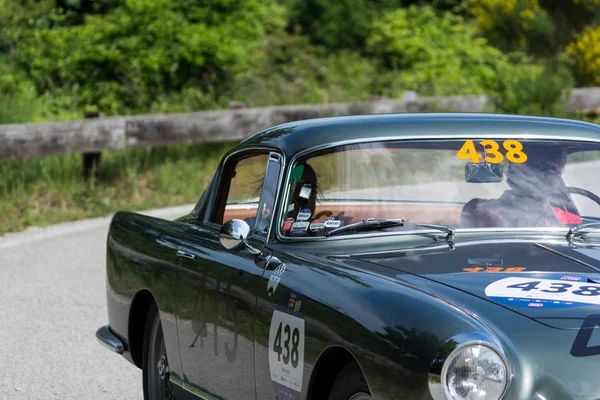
[344,241,600,328]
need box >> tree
[566,25,600,86]
[468,0,600,58]
[4,0,286,115]
[367,5,510,96]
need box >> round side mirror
[220,219,251,250]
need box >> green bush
[285,0,384,50]
[0,0,592,121]
[229,30,376,106]
[367,5,509,96]
[468,0,600,57]
[283,0,468,51]
[5,0,285,116]
[489,61,573,116]
[0,56,41,124]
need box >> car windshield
[279,139,600,237]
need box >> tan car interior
[223,202,464,227]
[222,159,464,227]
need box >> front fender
[254,251,500,400]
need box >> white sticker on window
[268,310,305,393]
[299,186,312,199]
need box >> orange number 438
[457,140,528,164]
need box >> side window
[211,154,269,226]
[565,151,600,217]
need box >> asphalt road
[0,205,194,400]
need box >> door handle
[176,249,196,260]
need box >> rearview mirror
[465,162,503,183]
[220,219,261,255]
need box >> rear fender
[105,211,195,378]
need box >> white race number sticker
[268,310,305,393]
[485,277,600,305]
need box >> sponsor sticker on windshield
[485,275,600,308]
[324,217,341,229]
[296,209,311,221]
[282,218,294,233]
[310,219,325,232]
[290,221,309,235]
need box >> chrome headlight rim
[428,332,512,400]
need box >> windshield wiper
[325,218,455,246]
[566,222,600,245]
[325,218,404,237]
[404,222,455,245]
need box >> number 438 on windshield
[457,140,528,164]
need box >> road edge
[0,204,195,250]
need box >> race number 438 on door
[268,310,305,394]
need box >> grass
[0,142,236,236]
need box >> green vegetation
[367,5,513,97]
[1,0,599,235]
[0,142,234,234]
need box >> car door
[174,150,282,399]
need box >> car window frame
[253,152,284,239]
[202,146,284,243]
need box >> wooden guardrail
[1,88,599,163]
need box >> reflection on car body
[97,113,600,400]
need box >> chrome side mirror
[219,219,261,255]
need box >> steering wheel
[567,186,600,207]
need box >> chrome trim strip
[95,325,124,355]
[169,375,184,387]
[265,150,286,243]
[274,135,600,243]
[277,224,580,244]
[329,237,581,258]
[169,376,221,400]
[176,249,196,260]
[269,152,282,162]
[428,332,512,400]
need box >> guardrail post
[83,111,103,180]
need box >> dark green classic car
[97,113,600,400]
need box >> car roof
[238,113,600,158]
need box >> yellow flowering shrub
[468,0,553,53]
[566,26,600,86]
[573,0,600,7]
[470,0,542,27]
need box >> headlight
[429,333,511,400]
